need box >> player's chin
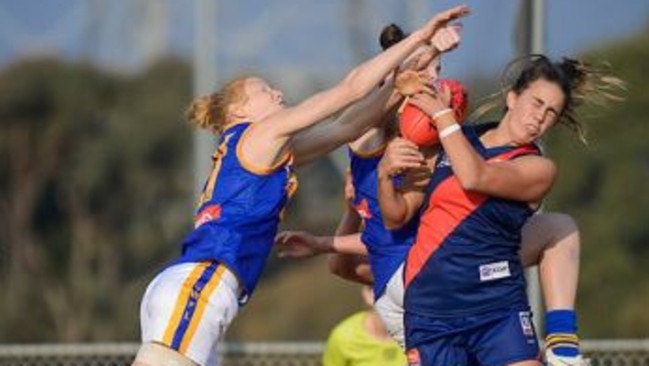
[513,135,537,146]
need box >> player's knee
[535,213,580,247]
[133,342,198,366]
[551,213,579,237]
[548,213,581,252]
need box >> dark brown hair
[379,23,407,50]
[474,55,625,143]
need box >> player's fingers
[435,5,470,25]
[425,5,470,38]
[277,230,301,245]
[393,137,421,150]
[419,84,437,96]
[394,147,425,163]
[274,232,288,244]
[440,83,453,102]
[450,23,464,33]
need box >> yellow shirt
[322,311,407,366]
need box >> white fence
[1,340,649,365]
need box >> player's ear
[506,90,518,111]
[228,103,246,120]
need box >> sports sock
[545,309,580,357]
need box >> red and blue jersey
[349,147,419,300]
[404,124,541,317]
[174,122,298,301]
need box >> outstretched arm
[275,231,368,258]
[275,210,372,284]
[241,5,470,168]
[290,24,464,167]
[290,80,400,167]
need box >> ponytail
[184,76,249,133]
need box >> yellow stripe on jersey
[197,134,232,209]
[162,262,211,346]
[178,264,227,354]
[236,125,292,175]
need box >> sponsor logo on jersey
[355,198,372,219]
[194,204,222,228]
[479,261,511,281]
[436,154,451,168]
[519,311,535,337]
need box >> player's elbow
[383,214,407,230]
[456,167,489,192]
[456,173,482,192]
[341,70,372,102]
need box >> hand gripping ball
[398,78,468,146]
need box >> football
[398,78,468,146]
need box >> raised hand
[378,137,425,178]
[395,69,425,96]
[408,83,453,127]
[417,5,470,42]
[431,25,462,54]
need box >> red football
[441,78,469,123]
[398,78,469,146]
[399,103,439,146]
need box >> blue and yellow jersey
[349,146,419,300]
[404,124,541,317]
[174,122,298,301]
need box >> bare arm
[274,229,371,283]
[376,138,430,229]
[241,5,470,168]
[328,253,373,286]
[335,202,362,235]
[289,25,464,166]
[409,92,557,202]
[275,231,369,258]
[290,80,400,166]
[276,181,367,258]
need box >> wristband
[432,108,454,121]
[439,123,461,139]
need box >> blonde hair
[185,76,250,133]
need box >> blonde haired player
[131,6,470,366]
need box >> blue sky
[0,0,648,88]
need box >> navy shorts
[405,307,540,366]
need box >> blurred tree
[0,58,193,342]
[544,26,649,337]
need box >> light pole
[517,0,546,338]
[193,0,219,200]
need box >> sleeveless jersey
[349,147,419,300]
[175,122,298,300]
[404,125,540,317]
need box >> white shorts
[374,263,405,348]
[139,261,240,366]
